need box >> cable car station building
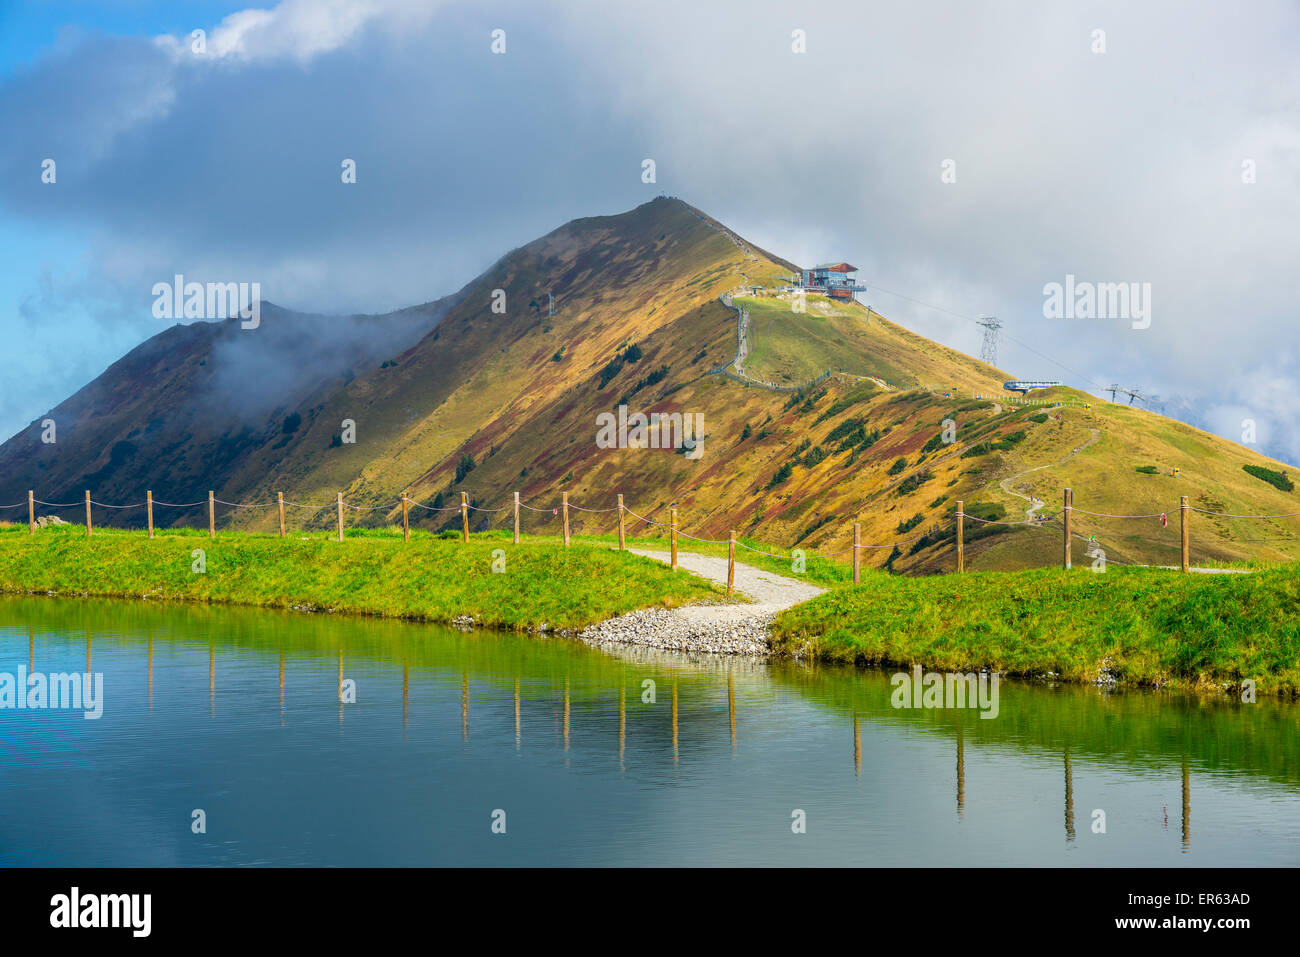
[797,262,867,301]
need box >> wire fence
[4,485,1286,578]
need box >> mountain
[0,299,455,528]
[3,197,1298,572]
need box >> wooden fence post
[1181,495,1190,573]
[562,492,570,546]
[1063,488,1072,569]
[956,500,964,573]
[336,492,344,542]
[728,530,736,594]
[147,490,154,539]
[513,492,520,544]
[670,508,678,569]
[617,494,626,550]
[85,491,92,537]
[27,490,33,534]
[402,493,410,542]
[208,491,215,539]
[460,492,469,542]
[852,522,861,584]
[277,492,285,538]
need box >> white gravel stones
[578,549,824,657]
[581,606,773,655]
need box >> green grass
[737,296,909,386]
[770,565,1300,696]
[0,524,721,631]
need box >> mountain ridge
[3,196,1297,572]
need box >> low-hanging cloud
[0,0,1297,463]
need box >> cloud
[152,0,437,64]
[0,0,1298,463]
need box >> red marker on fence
[1160,513,1168,527]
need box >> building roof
[811,262,858,272]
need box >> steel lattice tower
[976,317,1001,367]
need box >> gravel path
[578,549,824,657]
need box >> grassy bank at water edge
[0,524,720,630]
[770,565,1300,695]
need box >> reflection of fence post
[460,492,469,543]
[147,490,154,539]
[513,492,520,544]
[1181,495,1189,573]
[402,493,410,542]
[562,492,570,546]
[617,494,626,550]
[85,491,92,537]
[278,492,286,538]
[336,492,344,542]
[670,508,678,569]
[1063,488,1072,569]
[853,522,861,584]
[208,491,215,539]
[956,500,964,573]
[728,530,736,594]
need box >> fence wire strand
[1070,507,1167,519]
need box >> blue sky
[0,0,1297,464]
[0,1,259,68]
[0,1,252,431]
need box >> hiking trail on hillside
[999,427,1102,520]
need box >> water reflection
[1064,746,1074,841]
[854,715,861,778]
[0,597,1295,866]
[956,721,965,818]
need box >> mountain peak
[4,200,1295,573]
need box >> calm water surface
[0,597,1296,866]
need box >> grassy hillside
[737,294,1006,393]
[3,197,1298,574]
[214,197,774,526]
